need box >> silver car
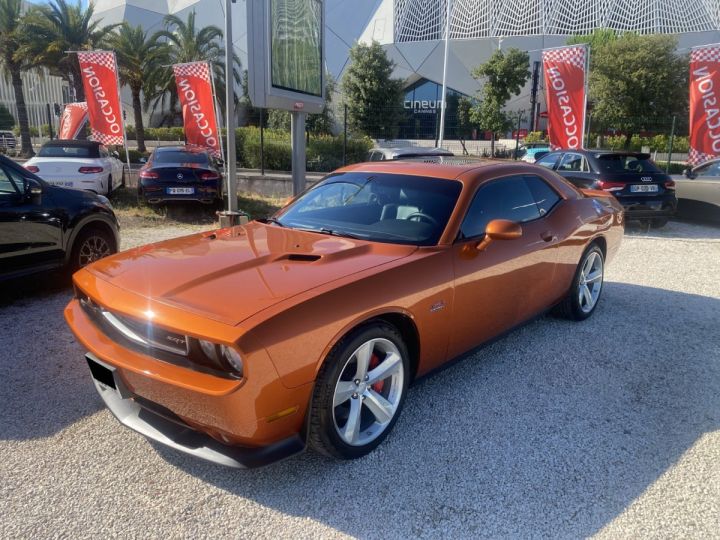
[366,147,453,161]
[674,159,720,222]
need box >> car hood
[85,222,416,326]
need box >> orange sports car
[64,160,623,468]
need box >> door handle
[540,231,556,242]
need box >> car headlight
[96,194,113,210]
[196,339,243,377]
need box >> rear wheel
[650,217,669,228]
[308,322,409,460]
[69,226,116,273]
[554,244,605,321]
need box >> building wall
[0,68,68,133]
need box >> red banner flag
[542,46,587,150]
[58,102,88,139]
[173,62,221,157]
[77,51,124,146]
[689,45,720,165]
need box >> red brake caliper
[369,353,385,393]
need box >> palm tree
[146,11,240,125]
[0,0,34,157]
[20,0,118,102]
[109,24,166,152]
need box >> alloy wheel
[78,235,111,267]
[578,250,604,313]
[332,338,405,446]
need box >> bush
[523,131,547,144]
[232,126,373,172]
[127,149,150,163]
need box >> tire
[308,321,410,460]
[553,244,605,321]
[68,226,116,274]
[650,217,669,229]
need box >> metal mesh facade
[394,0,720,41]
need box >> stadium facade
[94,0,720,135]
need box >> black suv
[0,155,119,281]
[536,150,677,227]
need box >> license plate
[167,187,194,194]
[87,357,116,390]
[51,180,74,187]
[630,184,658,193]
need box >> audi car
[536,150,676,227]
[137,146,223,205]
[24,140,125,195]
[0,154,119,282]
[65,160,623,468]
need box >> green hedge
[594,134,690,153]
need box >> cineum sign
[404,100,445,114]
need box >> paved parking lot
[1,220,719,539]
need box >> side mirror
[475,219,522,251]
[25,180,42,203]
[112,151,120,159]
[684,167,696,179]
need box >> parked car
[24,140,124,195]
[138,145,223,205]
[0,154,119,282]
[0,130,17,151]
[65,159,623,468]
[672,159,720,222]
[366,147,453,161]
[535,150,676,227]
[517,142,551,163]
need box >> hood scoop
[282,253,322,262]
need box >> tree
[0,0,34,156]
[146,11,240,126]
[0,104,14,130]
[342,41,404,139]
[580,33,687,146]
[20,0,118,102]
[470,48,530,156]
[109,23,165,152]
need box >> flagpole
[583,44,589,149]
[438,0,452,148]
[112,52,133,186]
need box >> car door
[556,152,595,188]
[448,175,558,359]
[535,152,562,170]
[0,165,63,276]
[682,161,720,212]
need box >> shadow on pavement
[155,282,720,538]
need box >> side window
[696,161,720,177]
[525,175,561,217]
[460,176,541,238]
[558,153,584,172]
[0,166,20,196]
[536,153,561,169]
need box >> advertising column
[541,45,588,150]
[689,44,720,165]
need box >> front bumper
[86,353,305,468]
[616,194,677,220]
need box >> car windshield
[38,145,96,158]
[276,172,462,246]
[596,154,661,173]
[153,151,209,165]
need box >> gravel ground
[1,219,719,539]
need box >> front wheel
[308,322,409,460]
[554,244,605,321]
[650,217,669,229]
[69,227,116,273]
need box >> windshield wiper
[318,228,362,239]
[258,217,285,227]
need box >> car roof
[154,145,210,154]
[42,139,102,148]
[371,146,453,158]
[335,159,550,188]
